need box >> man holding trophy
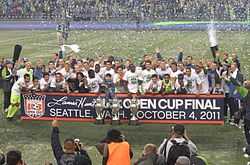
[94,96,105,124]
[129,96,140,125]
[94,95,122,125]
[111,97,121,125]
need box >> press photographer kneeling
[51,120,92,165]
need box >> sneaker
[4,108,8,113]
[6,117,14,121]
[244,154,250,158]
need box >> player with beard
[124,64,140,94]
[184,68,202,94]
[141,60,156,92]
[145,74,162,93]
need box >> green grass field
[1,30,250,165]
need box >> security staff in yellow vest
[1,60,14,112]
[96,129,133,165]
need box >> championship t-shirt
[141,69,156,91]
[184,74,202,93]
[124,71,139,93]
[88,76,103,93]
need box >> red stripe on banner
[21,117,224,125]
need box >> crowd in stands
[0,48,246,122]
[0,122,205,165]
[0,0,250,21]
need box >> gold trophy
[94,97,105,124]
[129,96,140,125]
[111,97,120,125]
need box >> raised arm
[51,120,64,163]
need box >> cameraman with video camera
[51,120,92,165]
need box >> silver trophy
[94,97,105,124]
[129,96,140,125]
[111,98,120,125]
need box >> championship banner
[20,93,224,125]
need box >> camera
[74,138,82,152]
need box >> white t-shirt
[88,76,103,93]
[11,78,33,95]
[82,69,89,78]
[39,78,51,91]
[145,80,162,93]
[197,71,209,94]
[141,69,156,89]
[100,67,115,79]
[184,74,202,93]
[16,68,33,80]
[156,67,171,78]
[57,68,74,80]
[169,69,183,78]
[124,71,139,93]
[50,78,66,89]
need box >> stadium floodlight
[111,97,120,125]
[129,96,140,125]
[94,96,105,124]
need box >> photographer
[158,124,197,165]
[51,120,92,165]
[95,129,133,165]
[242,81,250,156]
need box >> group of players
[0,49,244,121]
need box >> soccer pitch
[0,30,250,165]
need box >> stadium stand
[0,0,250,21]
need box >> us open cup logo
[23,94,46,118]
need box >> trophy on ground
[94,97,105,124]
[129,96,140,125]
[111,97,121,125]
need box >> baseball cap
[106,129,122,141]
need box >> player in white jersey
[141,61,156,92]
[124,64,139,93]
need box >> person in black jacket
[73,72,89,93]
[243,81,250,156]
[51,120,92,165]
